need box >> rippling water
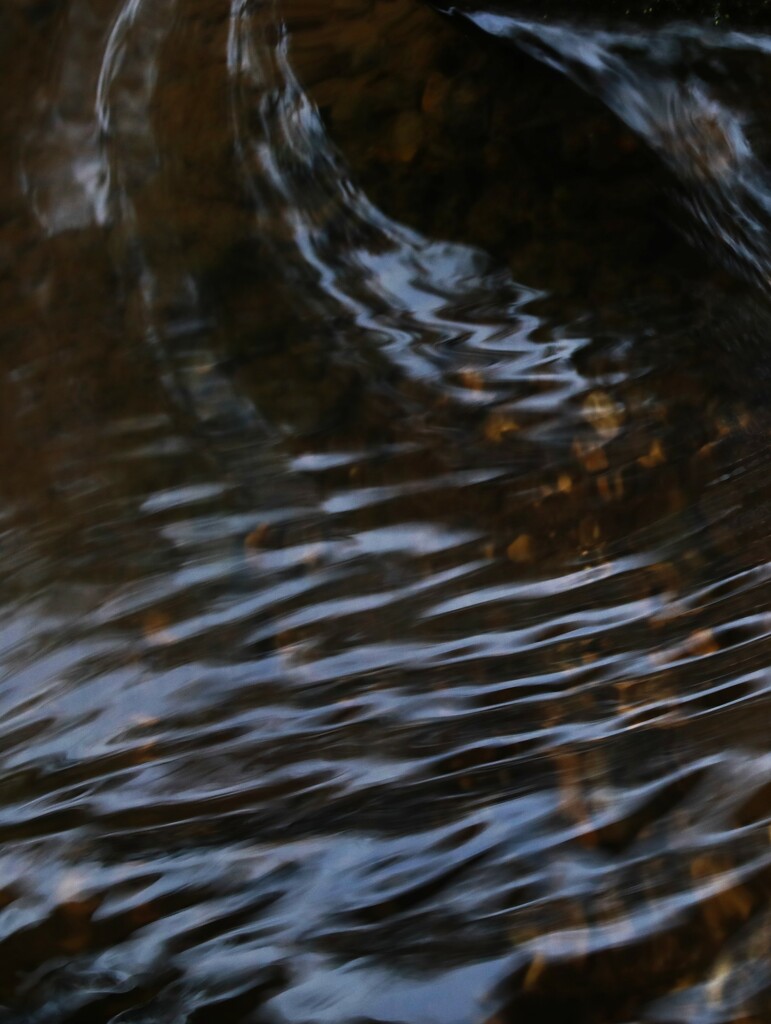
[2,0,771,1020]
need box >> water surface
[1,0,771,1021]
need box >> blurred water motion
[1,0,771,1021]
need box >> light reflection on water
[0,0,771,1021]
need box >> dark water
[1,0,771,1021]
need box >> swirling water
[1,0,771,1021]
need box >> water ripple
[2,0,771,1019]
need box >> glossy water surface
[1,1,771,1021]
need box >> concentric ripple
[0,0,770,1021]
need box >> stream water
[1,0,771,1021]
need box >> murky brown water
[1,0,771,1021]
